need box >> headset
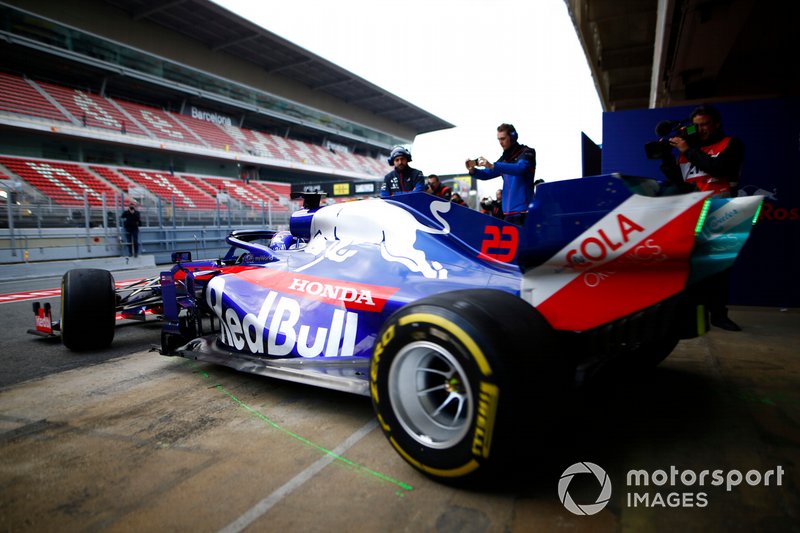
[508,124,518,142]
[387,145,412,166]
[498,123,518,142]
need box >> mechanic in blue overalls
[466,123,537,225]
[380,146,425,197]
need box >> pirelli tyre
[370,289,568,485]
[61,268,116,351]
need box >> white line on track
[218,418,379,533]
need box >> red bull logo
[207,275,358,357]
[298,199,451,279]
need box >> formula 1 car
[55,175,763,484]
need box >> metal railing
[0,188,291,264]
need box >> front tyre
[61,268,116,351]
[371,289,568,485]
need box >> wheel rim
[388,341,474,449]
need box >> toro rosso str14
[58,175,762,484]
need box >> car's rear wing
[518,175,762,331]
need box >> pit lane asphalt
[0,266,166,389]
[1,268,798,531]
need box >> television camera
[644,119,699,160]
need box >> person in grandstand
[466,123,536,225]
[669,105,745,331]
[380,146,425,197]
[425,174,452,200]
[120,201,141,257]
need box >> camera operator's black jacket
[480,199,504,220]
[430,183,452,200]
[678,130,743,196]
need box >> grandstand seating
[36,80,148,137]
[289,138,342,170]
[183,174,223,199]
[355,153,387,175]
[111,100,206,147]
[222,125,285,160]
[170,114,245,153]
[203,176,287,212]
[118,169,218,209]
[88,165,137,193]
[0,156,117,207]
[0,155,297,214]
[2,71,388,177]
[251,181,290,207]
[1,71,389,205]
[0,72,71,123]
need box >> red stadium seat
[112,100,205,147]
[35,81,147,136]
[170,115,245,152]
[119,169,217,209]
[0,156,118,207]
[0,72,71,123]
[88,165,137,193]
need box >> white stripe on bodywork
[522,191,709,307]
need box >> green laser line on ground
[185,361,413,492]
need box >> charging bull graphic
[298,199,452,279]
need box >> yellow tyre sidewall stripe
[389,437,480,478]
[374,312,498,477]
[397,312,492,377]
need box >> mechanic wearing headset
[466,123,537,225]
[380,146,426,197]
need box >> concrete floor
[0,306,798,532]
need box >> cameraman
[466,123,536,225]
[480,189,504,220]
[669,105,744,331]
[669,105,743,198]
[426,174,452,200]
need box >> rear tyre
[61,268,116,351]
[370,289,570,485]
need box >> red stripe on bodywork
[537,202,703,331]
[233,269,399,312]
